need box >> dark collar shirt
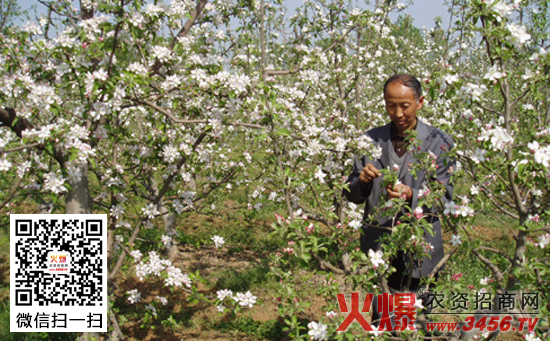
[390,121,417,158]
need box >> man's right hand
[359,164,381,184]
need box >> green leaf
[44,143,54,156]
[284,167,293,177]
[275,127,291,136]
[255,132,268,142]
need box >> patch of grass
[442,250,487,285]
[177,209,286,255]
[215,264,271,293]
[473,210,518,232]
[210,315,287,341]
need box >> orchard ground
[0,205,527,341]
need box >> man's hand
[387,183,413,202]
[359,164,381,184]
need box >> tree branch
[1,143,41,154]
[240,69,300,100]
[475,246,513,264]
[0,175,23,210]
[313,252,344,274]
[106,0,124,80]
[475,103,503,116]
[108,220,143,283]
[472,248,504,284]
[0,107,34,137]
[168,0,208,51]
[136,99,265,130]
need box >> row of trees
[1,0,549,340]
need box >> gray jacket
[344,119,455,278]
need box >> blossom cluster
[216,289,257,311]
[134,251,191,288]
[527,141,550,168]
[307,321,328,340]
[443,201,475,217]
[478,126,514,152]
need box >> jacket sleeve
[411,134,455,213]
[438,139,455,207]
[344,155,373,204]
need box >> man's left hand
[387,183,413,202]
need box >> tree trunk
[64,163,92,214]
[151,178,179,261]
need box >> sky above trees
[17,0,449,29]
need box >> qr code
[10,214,107,333]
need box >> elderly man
[344,74,455,292]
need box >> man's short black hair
[383,74,423,100]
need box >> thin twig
[1,143,41,154]
[475,246,513,264]
[476,103,503,116]
[137,99,264,129]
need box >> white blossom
[156,296,168,305]
[126,289,141,304]
[524,332,542,341]
[128,62,148,75]
[145,304,157,317]
[165,266,191,288]
[17,161,31,177]
[142,203,160,219]
[487,0,512,20]
[457,83,486,103]
[44,172,66,194]
[162,144,179,164]
[314,167,327,183]
[506,23,531,48]
[145,3,167,17]
[480,276,491,285]
[212,235,225,248]
[325,311,337,319]
[130,250,142,262]
[161,235,172,247]
[368,249,385,268]
[151,45,172,63]
[478,127,514,152]
[471,148,487,164]
[423,242,435,253]
[66,164,83,183]
[0,159,12,171]
[528,141,550,168]
[450,234,462,246]
[173,199,185,214]
[483,64,505,82]
[444,201,475,217]
[216,289,233,301]
[349,219,362,230]
[537,234,550,249]
[307,321,328,340]
[234,291,257,308]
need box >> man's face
[384,81,424,134]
